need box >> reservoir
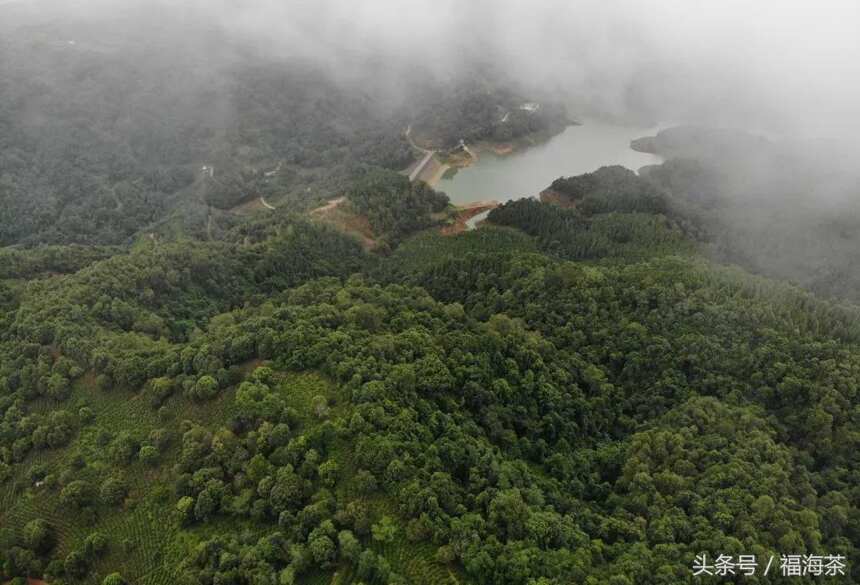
[438,119,663,206]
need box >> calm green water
[438,119,662,205]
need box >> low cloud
[6,0,860,154]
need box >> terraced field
[2,359,474,585]
[0,368,347,584]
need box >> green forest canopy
[2,163,860,585]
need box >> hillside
[2,165,860,585]
[0,5,567,250]
[4,0,860,583]
[631,127,860,302]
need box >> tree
[109,432,139,464]
[435,545,456,564]
[3,548,36,579]
[236,381,284,422]
[64,550,89,579]
[23,519,54,553]
[278,567,296,585]
[139,445,159,467]
[79,406,96,424]
[194,488,218,521]
[346,304,385,332]
[250,366,275,385]
[175,496,195,526]
[102,572,125,585]
[45,373,70,400]
[488,489,530,541]
[60,480,95,509]
[84,532,109,559]
[309,535,336,567]
[311,395,330,419]
[338,530,361,562]
[371,515,399,544]
[319,460,339,488]
[192,375,220,401]
[100,477,128,506]
[148,377,175,408]
[354,470,378,495]
[356,550,391,583]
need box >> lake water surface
[438,119,663,206]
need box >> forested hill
[630,126,860,302]
[0,18,414,246]
[2,159,860,585]
[0,6,562,249]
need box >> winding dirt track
[310,197,345,214]
[259,196,275,210]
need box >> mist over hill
[2,3,860,585]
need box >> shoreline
[441,200,500,235]
[410,120,574,189]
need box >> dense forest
[408,81,571,150]
[3,157,860,584]
[0,8,560,249]
[346,170,449,246]
[0,19,416,246]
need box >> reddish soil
[229,197,268,215]
[310,197,346,215]
[310,197,377,250]
[441,200,500,236]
